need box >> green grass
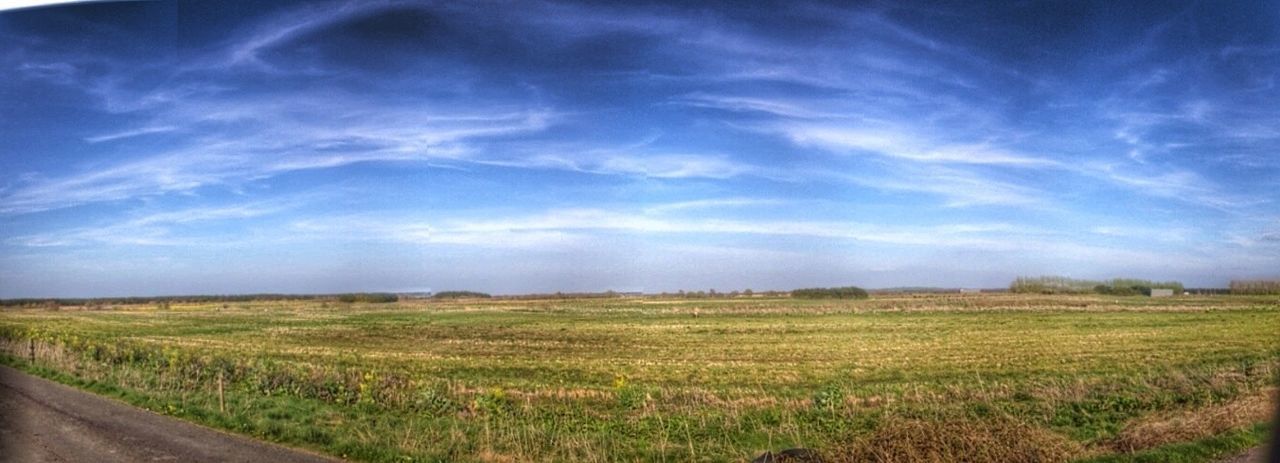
[0,293,1277,462]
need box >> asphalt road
[0,364,339,463]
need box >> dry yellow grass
[1109,388,1277,453]
[834,415,1082,463]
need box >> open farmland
[1,294,1277,462]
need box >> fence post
[218,370,226,413]
[28,338,34,364]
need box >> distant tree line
[1,292,412,308]
[790,286,869,299]
[503,289,806,299]
[1229,279,1280,295]
[1186,288,1232,295]
[335,293,399,303]
[656,289,785,299]
[1010,276,1183,295]
[506,289,796,299]
[431,291,492,299]
[501,291,633,300]
[871,287,985,294]
[0,294,324,308]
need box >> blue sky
[2,1,1278,297]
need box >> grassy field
[0,294,1276,462]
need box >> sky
[1,0,1278,297]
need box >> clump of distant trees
[1010,276,1183,295]
[1093,278,1183,296]
[1230,279,1280,295]
[335,293,399,303]
[0,294,324,308]
[431,291,492,299]
[1010,276,1096,294]
[790,287,869,299]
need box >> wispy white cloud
[1080,163,1254,211]
[1088,225,1193,243]
[641,197,787,214]
[5,198,308,247]
[0,103,556,214]
[590,153,751,179]
[265,207,1268,282]
[477,149,755,180]
[17,61,78,83]
[669,93,834,119]
[1220,217,1280,249]
[0,1,95,13]
[284,207,1024,250]
[84,126,177,143]
[1,151,242,214]
[779,123,1058,167]
[825,165,1045,208]
[219,0,386,70]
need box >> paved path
[1220,447,1272,463]
[0,364,340,463]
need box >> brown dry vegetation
[1108,388,1277,453]
[835,414,1083,463]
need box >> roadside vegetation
[0,293,1276,462]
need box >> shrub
[413,385,457,416]
[472,387,513,415]
[613,375,646,409]
[812,384,846,411]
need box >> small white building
[1150,289,1174,297]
